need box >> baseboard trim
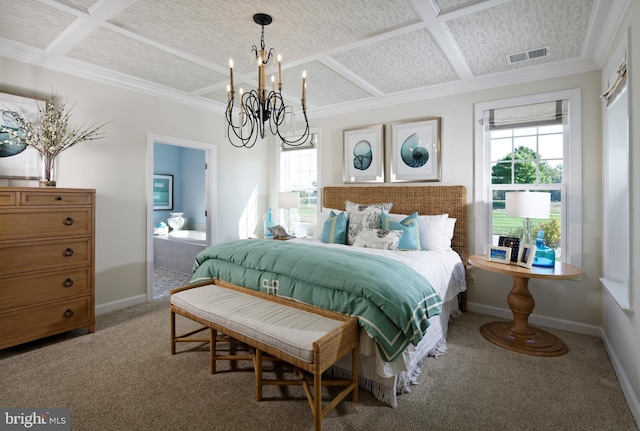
[96,295,147,315]
[466,302,602,337]
[600,329,640,428]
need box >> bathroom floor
[153,265,192,299]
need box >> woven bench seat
[170,280,359,431]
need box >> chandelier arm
[226,94,260,148]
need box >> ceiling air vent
[507,46,550,64]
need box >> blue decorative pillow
[321,211,347,244]
[380,212,421,251]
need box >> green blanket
[191,240,442,362]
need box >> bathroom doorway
[146,133,218,301]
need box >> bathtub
[168,230,207,244]
[154,230,207,274]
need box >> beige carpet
[0,300,637,431]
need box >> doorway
[146,133,218,301]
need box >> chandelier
[226,13,310,149]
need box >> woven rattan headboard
[323,185,468,265]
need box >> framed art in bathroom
[153,174,173,210]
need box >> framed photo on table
[498,236,520,263]
[486,245,512,264]
[517,244,537,268]
[0,91,46,179]
[343,124,384,183]
[390,117,441,182]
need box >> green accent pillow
[380,212,421,251]
[321,211,347,244]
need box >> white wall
[0,57,269,308]
[311,70,603,331]
[601,0,640,424]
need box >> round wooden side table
[468,254,583,357]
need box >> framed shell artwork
[343,124,384,183]
[390,117,441,182]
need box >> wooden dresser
[0,187,95,349]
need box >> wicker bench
[170,280,359,431]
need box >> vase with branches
[1,92,107,187]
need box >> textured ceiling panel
[0,0,77,49]
[281,61,374,107]
[67,27,225,92]
[332,27,458,94]
[447,0,595,75]
[109,0,419,73]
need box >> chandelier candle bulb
[229,59,234,92]
[260,52,267,92]
[277,54,282,87]
[302,70,306,101]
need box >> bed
[189,185,467,407]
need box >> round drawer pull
[63,248,74,257]
[64,309,74,318]
[55,196,62,201]
[63,278,74,287]
[64,217,74,226]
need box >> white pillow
[443,217,456,250]
[352,229,403,250]
[417,214,448,252]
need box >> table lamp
[505,191,550,245]
[278,191,300,235]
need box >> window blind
[601,53,627,105]
[486,100,566,130]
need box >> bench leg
[314,372,322,431]
[170,311,176,355]
[255,349,263,401]
[210,329,216,374]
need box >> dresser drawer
[0,296,93,349]
[0,191,16,206]
[0,268,92,312]
[0,238,92,276]
[0,208,92,240]
[20,190,94,206]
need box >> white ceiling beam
[410,0,475,80]
[432,0,514,20]
[318,57,385,97]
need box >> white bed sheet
[289,238,467,407]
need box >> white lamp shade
[505,192,551,219]
[278,192,300,209]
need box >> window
[474,90,582,266]
[279,134,318,237]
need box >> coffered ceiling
[0,0,629,117]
